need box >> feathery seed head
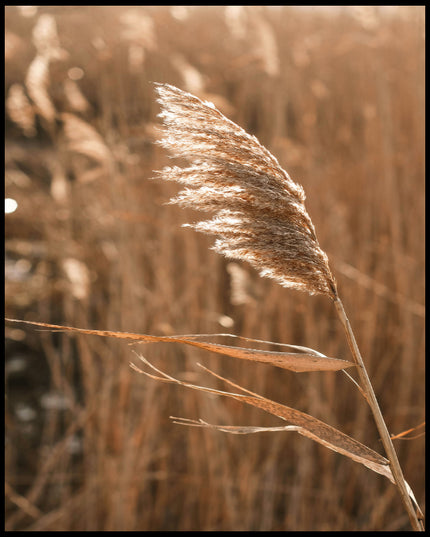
[155,83,337,299]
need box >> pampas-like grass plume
[155,83,337,299]
[154,83,423,531]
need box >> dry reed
[5,5,424,532]
[154,82,424,531]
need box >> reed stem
[333,296,423,531]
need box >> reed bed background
[5,5,424,531]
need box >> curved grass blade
[5,319,352,373]
[130,353,389,477]
[131,353,423,518]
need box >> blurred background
[5,5,424,531]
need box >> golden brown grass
[5,5,425,531]
[155,83,337,297]
[153,81,422,529]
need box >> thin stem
[333,296,423,531]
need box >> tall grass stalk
[155,83,423,531]
[5,6,424,532]
[333,298,422,530]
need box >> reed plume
[155,82,337,298]
[154,83,423,531]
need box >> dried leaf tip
[155,83,337,299]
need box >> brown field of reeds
[5,5,425,531]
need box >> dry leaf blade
[5,319,352,373]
